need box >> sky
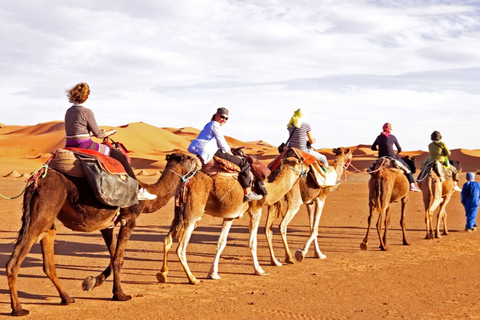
[1,0,480,151]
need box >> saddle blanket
[309,161,338,187]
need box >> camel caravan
[4,104,467,317]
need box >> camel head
[332,147,352,166]
[165,152,202,178]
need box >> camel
[264,147,353,266]
[5,152,201,317]
[157,153,308,285]
[417,162,455,239]
[360,156,416,251]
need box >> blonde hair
[66,83,90,104]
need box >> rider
[371,123,421,192]
[286,108,328,167]
[64,82,156,201]
[425,130,461,192]
[188,107,262,202]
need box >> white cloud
[1,0,480,151]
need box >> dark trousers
[215,150,252,189]
[396,157,415,184]
[109,148,136,180]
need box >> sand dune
[0,121,478,176]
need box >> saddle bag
[80,158,139,208]
[246,155,271,181]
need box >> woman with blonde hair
[64,83,156,200]
[285,108,328,167]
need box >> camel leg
[296,199,326,262]
[208,218,234,280]
[83,228,116,291]
[377,208,388,251]
[249,209,268,276]
[437,196,450,237]
[40,228,75,305]
[6,231,44,317]
[279,201,301,264]
[400,197,410,246]
[265,204,282,266]
[382,205,392,248]
[176,219,200,285]
[311,198,327,259]
[111,217,136,302]
[157,230,173,284]
[360,205,375,250]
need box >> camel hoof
[207,273,221,280]
[380,246,389,251]
[12,309,30,317]
[284,258,295,264]
[189,279,200,285]
[295,250,305,262]
[82,276,96,291]
[256,270,269,276]
[113,293,132,301]
[314,253,327,259]
[271,260,283,267]
[156,272,167,283]
[61,296,75,305]
[360,243,368,250]
[403,241,411,246]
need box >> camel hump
[201,157,240,178]
[417,160,453,182]
[369,157,408,175]
[49,148,127,176]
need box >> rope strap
[0,164,49,200]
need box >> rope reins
[0,164,49,200]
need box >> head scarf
[381,123,392,138]
[466,172,475,181]
[287,108,303,128]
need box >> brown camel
[157,154,308,285]
[5,153,201,317]
[264,147,352,266]
[360,157,415,251]
[418,163,455,239]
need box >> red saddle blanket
[268,147,318,172]
[64,147,126,175]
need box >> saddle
[368,157,410,175]
[417,160,453,182]
[268,148,334,187]
[48,148,138,208]
[200,154,270,196]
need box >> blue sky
[1,0,479,150]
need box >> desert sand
[1,122,480,319]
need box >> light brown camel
[360,157,415,251]
[157,154,308,285]
[418,164,455,239]
[5,153,201,317]
[264,147,352,266]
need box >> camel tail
[15,184,35,246]
[271,201,284,219]
[168,203,186,239]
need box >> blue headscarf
[466,172,475,181]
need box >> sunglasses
[220,115,228,121]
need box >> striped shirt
[286,123,311,152]
[65,105,105,140]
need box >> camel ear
[332,148,338,154]
[345,148,350,154]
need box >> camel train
[5,144,460,317]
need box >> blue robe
[461,181,480,229]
